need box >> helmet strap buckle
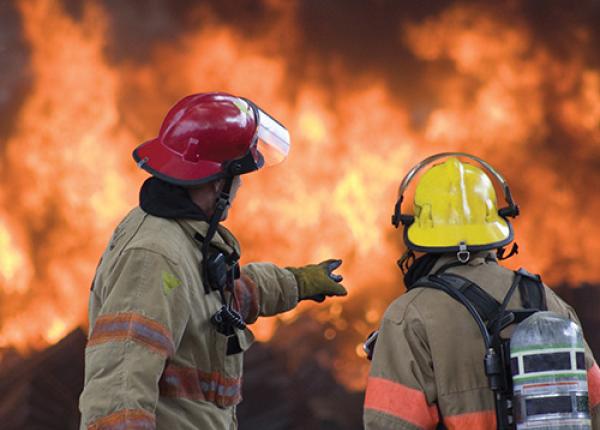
[457,242,470,264]
[216,190,231,212]
[497,242,519,260]
[397,249,416,275]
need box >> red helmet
[133,92,290,185]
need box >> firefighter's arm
[364,300,438,430]
[79,249,191,430]
[236,262,299,322]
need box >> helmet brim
[133,139,226,186]
[404,217,515,253]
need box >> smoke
[0,0,31,141]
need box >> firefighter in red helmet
[79,93,347,430]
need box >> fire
[0,0,138,351]
[0,217,31,296]
[0,0,598,392]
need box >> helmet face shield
[244,100,290,166]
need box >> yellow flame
[44,319,68,344]
[0,222,24,285]
[298,111,328,143]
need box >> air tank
[510,311,590,429]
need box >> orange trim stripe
[588,362,600,409]
[88,312,175,357]
[234,274,260,324]
[443,410,496,430]
[159,364,242,408]
[364,377,439,429]
[87,408,155,430]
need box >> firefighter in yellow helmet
[363,153,600,430]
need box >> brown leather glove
[287,259,347,302]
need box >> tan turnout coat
[364,251,600,430]
[79,207,298,429]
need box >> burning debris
[0,0,599,406]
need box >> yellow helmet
[392,153,519,256]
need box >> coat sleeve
[364,300,439,430]
[545,287,600,428]
[79,249,191,430]
[235,262,298,323]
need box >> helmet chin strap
[201,176,234,294]
[195,175,246,334]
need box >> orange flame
[0,0,139,351]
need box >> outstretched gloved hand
[287,259,347,302]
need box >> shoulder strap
[409,267,548,344]
[434,274,501,323]
[515,268,547,311]
[411,274,493,348]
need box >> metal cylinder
[510,311,590,429]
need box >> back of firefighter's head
[131,92,290,218]
[393,154,518,257]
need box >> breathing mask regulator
[365,153,591,429]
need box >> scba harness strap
[409,267,547,430]
[413,268,547,332]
